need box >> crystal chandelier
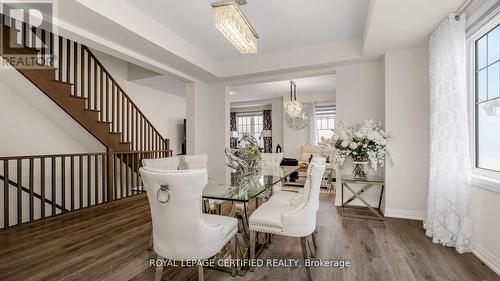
[284,81,309,130]
[285,81,303,118]
[212,0,258,54]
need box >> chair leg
[154,255,163,281]
[198,265,204,281]
[312,230,318,250]
[231,235,237,277]
[301,237,312,281]
[148,232,153,251]
[308,235,316,258]
[250,230,256,272]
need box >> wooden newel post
[106,149,114,202]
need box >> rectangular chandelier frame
[211,0,259,54]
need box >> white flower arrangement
[320,119,391,171]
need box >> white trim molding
[383,208,425,221]
[472,243,500,276]
[472,174,500,194]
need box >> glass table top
[203,166,299,202]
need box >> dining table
[202,165,300,275]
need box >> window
[315,103,335,144]
[474,23,500,172]
[236,112,263,147]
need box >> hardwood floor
[0,193,498,281]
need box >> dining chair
[140,167,238,281]
[260,152,284,194]
[178,154,225,214]
[179,154,208,170]
[248,159,325,281]
[261,153,284,168]
[267,156,325,210]
[142,156,180,170]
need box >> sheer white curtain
[307,102,318,144]
[424,14,473,253]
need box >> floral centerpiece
[225,134,262,176]
[320,119,390,178]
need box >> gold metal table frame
[341,175,385,220]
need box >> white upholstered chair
[267,156,325,210]
[140,167,238,281]
[142,157,180,170]
[178,154,225,214]
[179,154,208,170]
[260,153,284,195]
[249,158,325,281]
[261,153,284,168]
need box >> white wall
[93,51,187,155]
[383,47,429,219]
[282,92,336,159]
[0,67,104,156]
[471,187,500,274]
[186,81,230,182]
[334,60,385,206]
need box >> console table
[341,175,385,220]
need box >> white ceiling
[125,0,369,61]
[66,0,470,81]
[362,0,465,56]
[230,74,335,102]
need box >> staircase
[0,14,169,153]
[0,14,173,230]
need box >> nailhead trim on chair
[283,165,314,216]
[249,161,324,234]
[249,224,283,235]
[141,167,207,174]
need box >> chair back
[139,167,224,260]
[179,154,208,170]
[281,157,325,237]
[302,156,326,213]
[142,157,179,170]
[261,153,284,168]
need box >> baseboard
[383,208,425,221]
[472,243,500,276]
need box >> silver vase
[352,161,369,178]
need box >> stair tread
[53,80,74,86]
[84,108,100,112]
[69,95,88,100]
[97,121,111,124]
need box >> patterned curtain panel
[425,15,472,253]
[230,112,238,148]
[263,109,272,152]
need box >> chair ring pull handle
[157,184,170,204]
